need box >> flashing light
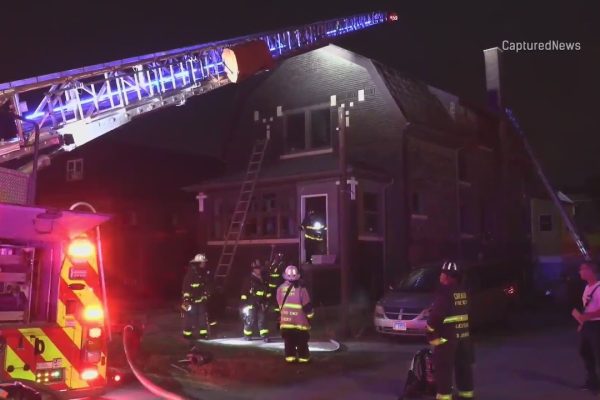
[114,374,122,382]
[81,368,99,381]
[84,305,104,322]
[68,237,95,261]
[89,327,102,338]
[313,221,323,230]
[389,12,399,22]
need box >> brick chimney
[483,47,503,110]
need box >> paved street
[95,313,597,400]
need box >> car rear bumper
[373,316,427,336]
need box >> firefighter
[427,261,474,400]
[181,253,212,342]
[267,252,285,312]
[300,210,327,264]
[277,265,314,363]
[240,260,271,341]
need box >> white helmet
[283,265,300,282]
[190,253,208,264]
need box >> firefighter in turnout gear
[277,265,314,363]
[240,260,271,340]
[181,253,212,341]
[427,261,475,400]
[267,252,285,312]
[300,210,327,263]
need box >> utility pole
[337,104,350,336]
[332,90,365,337]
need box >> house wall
[406,136,459,266]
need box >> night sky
[2,1,598,187]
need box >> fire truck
[0,167,110,398]
[0,11,393,398]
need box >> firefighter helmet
[283,265,300,282]
[441,261,461,277]
[190,253,208,264]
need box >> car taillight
[81,368,99,381]
[89,327,102,339]
[84,305,104,322]
[504,285,517,296]
[68,237,95,262]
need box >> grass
[107,305,394,390]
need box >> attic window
[285,113,306,153]
[66,159,84,181]
[284,107,332,155]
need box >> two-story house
[184,44,534,304]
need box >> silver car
[373,265,438,336]
[374,262,520,336]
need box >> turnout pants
[580,321,600,384]
[433,338,474,399]
[243,303,269,338]
[281,329,309,362]
[182,302,208,340]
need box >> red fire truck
[0,167,111,398]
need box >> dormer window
[283,107,332,157]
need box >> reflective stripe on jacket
[277,281,314,330]
[182,266,211,302]
[426,283,470,346]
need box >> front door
[300,195,328,263]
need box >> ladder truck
[0,11,392,398]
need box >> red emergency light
[388,12,398,22]
[67,237,95,262]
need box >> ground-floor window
[211,189,297,240]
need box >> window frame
[210,189,297,240]
[539,214,553,232]
[66,158,84,181]
[283,106,333,156]
[360,190,382,236]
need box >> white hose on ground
[123,325,187,400]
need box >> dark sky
[2,1,599,187]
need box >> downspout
[382,177,394,289]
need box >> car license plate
[393,322,407,331]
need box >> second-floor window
[284,108,332,154]
[66,159,84,181]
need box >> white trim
[300,193,329,263]
[411,214,428,220]
[358,235,384,242]
[280,147,333,160]
[207,238,299,246]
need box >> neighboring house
[184,44,535,304]
[36,128,222,302]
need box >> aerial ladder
[505,108,593,262]
[0,11,389,168]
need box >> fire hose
[123,325,186,400]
